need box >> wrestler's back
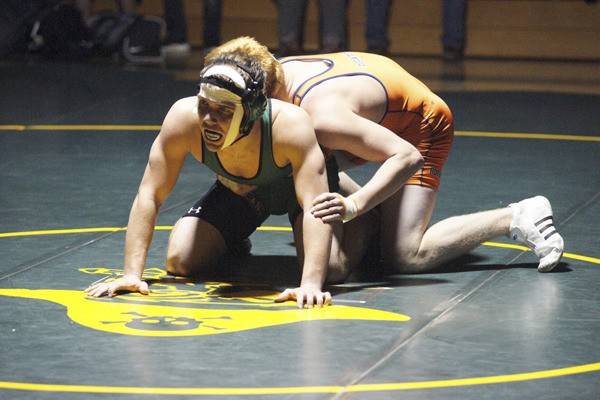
[281,52,437,124]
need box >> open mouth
[204,129,223,142]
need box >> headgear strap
[198,64,247,149]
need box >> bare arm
[271,102,334,308]
[86,98,196,297]
[308,102,423,222]
[292,134,333,295]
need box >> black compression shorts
[183,157,340,244]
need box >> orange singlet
[280,52,454,189]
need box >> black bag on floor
[88,11,166,63]
[27,3,93,60]
[122,15,166,63]
[0,0,50,56]
[87,12,136,55]
[0,0,91,59]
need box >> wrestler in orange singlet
[199,37,564,281]
[280,52,454,189]
[275,49,562,276]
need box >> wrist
[300,269,325,290]
[336,193,359,222]
[123,272,142,280]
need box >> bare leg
[338,172,361,196]
[165,217,227,276]
[293,208,378,283]
[381,185,512,273]
[297,172,379,282]
[329,209,379,283]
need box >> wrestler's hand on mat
[85,274,150,298]
[274,286,332,309]
[310,192,358,223]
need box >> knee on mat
[165,254,194,277]
[325,260,352,284]
[166,247,222,277]
[382,250,427,274]
[165,248,209,277]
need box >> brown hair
[203,37,284,97]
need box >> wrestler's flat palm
[85,274,150,298]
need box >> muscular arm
[291,134,333,292]
[86,98,196,297]
[307,99,424,222]
[271,102,333,307]
[122,130,186,279]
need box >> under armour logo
[188,206,202,214]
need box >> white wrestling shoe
[508,196,564,272]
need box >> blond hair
[204,37,284,97]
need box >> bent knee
[165,245,216,277]
[165,252,195,277]
[382,248,429,274]
[325,258,352,284]
[166,233,225,277]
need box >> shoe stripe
[539,224,554,235]
[535,215,554,227]
[544,230,558,240]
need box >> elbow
[403,146,425,175]
[414,151,425,173]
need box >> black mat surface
[1,58,599,399]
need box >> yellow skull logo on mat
[0,268,410,337]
